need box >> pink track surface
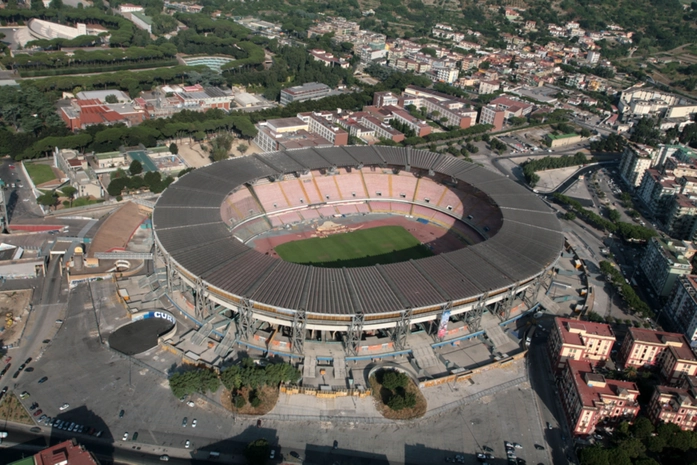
[250,214,481,258]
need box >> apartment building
[358,116,405,143]
[383,106,431,137]
[130,11,153,33]
[548,317,616,371]
[648,384,697,431]
[664,275,697,347]
[666,194,697,240]
[619,142,657,188]
[557,360,640,436]
[619,327,697,384]
[639,237,695,298]
[309,49,350,68]
[298,112,349,146]
[479,105,506,131]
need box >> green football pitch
[274,225,434,268]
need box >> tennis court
[128,151,158,172]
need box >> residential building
[486,95,533,118]
[129,11,153,34]
[639,237,695,298]
[648,384,697,431]
[309,49,350,68]
[53,148,104,199]
[618,85,682,117]
[557,360,640,436]
[280,82,330,106]
[664,275,697,348]
[435,67,458,84]
[619,327,697,384]
[33,439,101,465]
[383,106,431,137]
[479,105,506,131]
[637,169,680,222]
[666,194,697,240]
[478,80,501,94]
[360,46,388,63]
[548,317,616,371]
[619,142,656,188]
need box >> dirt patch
[0,392,33,425]
[176,139,261,168]
[0,289,33,347]
[220,385,279,416]
[369,375,427,420]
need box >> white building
[619,142,657,188]
[119,3,144,13]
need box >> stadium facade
[152,146,564,357]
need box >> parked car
[38,377,48,384]
[182,417,187,427]
[122,433,129,441]
[59,403,69,411]
[184,440,190,449]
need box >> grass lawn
[0,392,33,425]
[274,225,433,268]
[24,163,57,186]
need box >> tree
[578,445,609,465]
[237,144,248,155]
[244,439,270,465]
[631,417,655,441]
[49,0,63,8]
[37,191,59,209]
[607,209,621,222]
[169,143,178,155]
[168,368,220,398]
[562,212,577,221]
[381,371,408,390]
[61,185,78,200]
[129,159,143,176]
[104,94,118,104]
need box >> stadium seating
[390,202,411,214]
[300,176,324,204]
[253,182,291,213]
[280,178,308,207]
[362,170,391,198]
[314,174,342,202]
[336,204,359,215]
[225,188,264,224]
[392,172,419,201]
[232,217,272,242]
[335,172,368,199]
[300,209,320,220]
[318,206,338,217]
[414,178,447,206]
[279,212,303,225]
[411,205,436,221]
[369,201,391,213]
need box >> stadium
[152,146,564,358]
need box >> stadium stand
[335,171,368,199]
[362,170,391,198]
[314,174,342,201]
[414,177,447,205]
[253,182,291,213]
[390,202,411,214]
[300,208,320,220]
[225,187,265,224]
[300,176,324,204]
[278,178,307,207]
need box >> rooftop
[627,327,696,360]
[547,132,580,140]
[35,439,100,465]
[567,359,639,409]
[555,316,615,346]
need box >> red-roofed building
[60,99,146,131]
[558,360,640,436]
[487,95,533,118]
[648,383,697,431]
[619,327,697,384]
[548,317,616,371]
[34,439,100,465]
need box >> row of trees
[578,417,697,465]
[553,193,657,242]
[599,261,652,318]
[5,44,178,76]
[522,152,590,187]
[168,358,300,399]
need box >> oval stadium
[152,146,564,357]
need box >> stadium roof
[154,146,563,316]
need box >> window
[376,191,382,196]
[447,205,453,211]
[325,195,330,199]
[400,193,406,198]
[352,192,356,197]
[425,198,430,203]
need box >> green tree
[61,185,78,200]
[578,445,609,465]
[608,209,621,222]
[169,143,178,155]
[129,159,143,176]
[381,371,408,390]
[237,144,248,155]
[104,94,118,104]
[562,212,577,221]
[244,439,269,465]
[37,191,59,209]
[49,0,63,9]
